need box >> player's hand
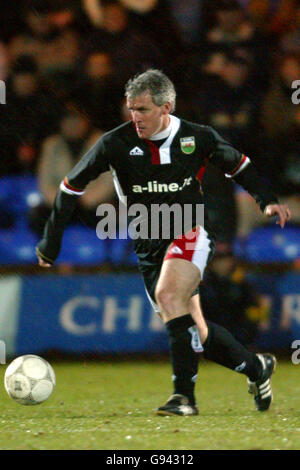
[37,255,52,267]
[36,249,52,268]
[264,203,292,228]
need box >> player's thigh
[155,257,201,302]
[155,225,213,301]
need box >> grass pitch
[0,358,299,450]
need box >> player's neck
[150,116,171,141]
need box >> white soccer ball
[4,355,56,405]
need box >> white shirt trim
[60,180,85,196]
[159,115,181,164]
[225,156,251,178]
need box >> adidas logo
[235,361,246,372]
[130,146,144,156]
[170,245,183,255]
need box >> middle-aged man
[36,69,291,416]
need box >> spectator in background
[0,42,9,81]
[119,0,158,14]
[280,1,300,54]
[37,28,80,90]
[183,50,264,244]
[261,53,300,141]
[204,0,271,92]
[8,2,54,63]
[82,0,181,64]
[29,106,115,235]
[0,0,28,43]
[206,1,255,45]
[168,0,204,47]
[194,52,262,153]
[0,55,63,176]
[245,0,297,38]
[81,0,108,27]
[8,1,81,101]
[75,50,123,130]
[261,53,300,224]
[235,52,300,237]
[200,242,264,346]
[119,0,183,71]
[84,0,165,86]
[273,120,300,218]
[177,50,228,113]
[38,106,103,206]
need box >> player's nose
[132,111,142,123]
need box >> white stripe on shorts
[190,226,212,279]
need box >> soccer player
[36,69,291,416]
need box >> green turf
[0,358,299,450]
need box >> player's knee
[155,286,182,314]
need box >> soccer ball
[4,355,56,405]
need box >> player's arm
[207,127,291,228]
[36,137,110,266]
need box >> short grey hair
[125,69,176,112]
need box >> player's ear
[162,102,172,115]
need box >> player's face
[127,93,171,139]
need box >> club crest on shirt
[180,137,195,154]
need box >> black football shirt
[37,116,278,264]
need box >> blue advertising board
[16,274,168,355]
[277,273,300,343]
[0,271,298,356]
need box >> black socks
[203,321,261,381]
[165,314,200,405]
[165,316,262,406]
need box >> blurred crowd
[0,0,300,243]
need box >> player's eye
[130,108,148,114]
